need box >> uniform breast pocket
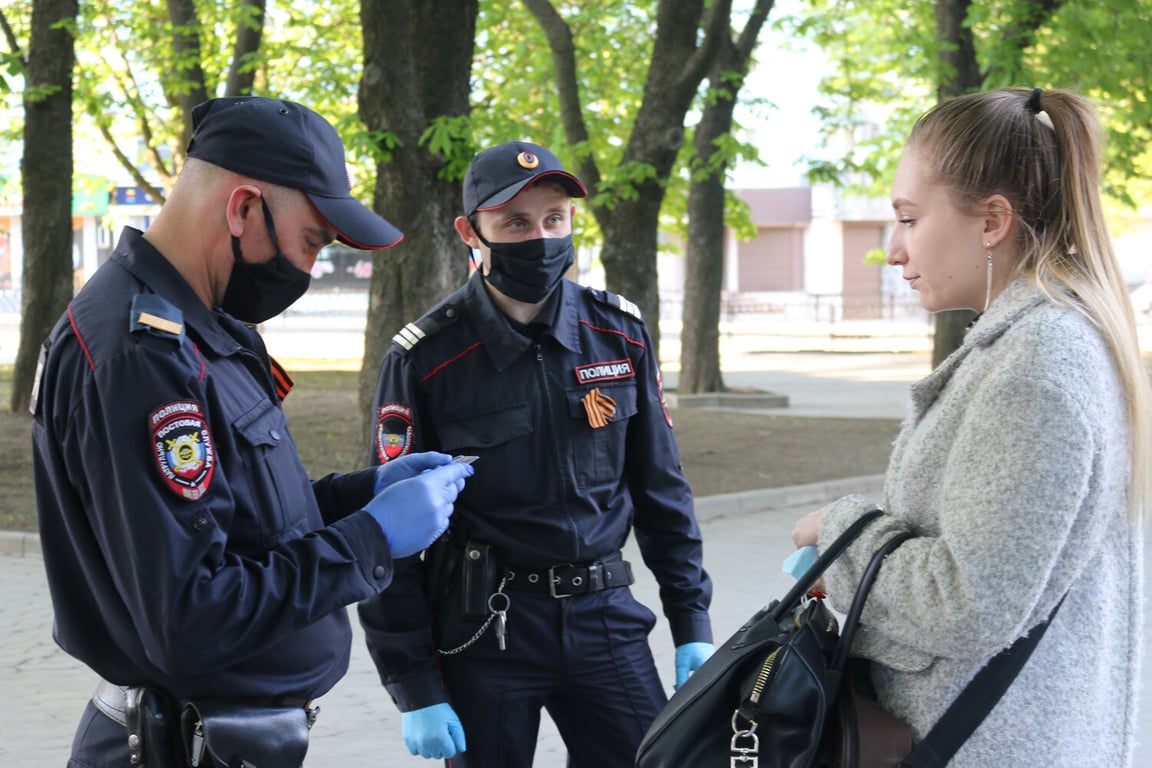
[232,398,314,548]
[436,403,537,508]
[437,402,534,453]
[567,383,638,489]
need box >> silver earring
[983,248,994,312]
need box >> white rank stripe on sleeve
[393,322,427,351]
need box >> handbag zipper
[731,648,782,767]
[749,647,781,706]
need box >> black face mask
[478,233,574,304]
[221,199,312,324]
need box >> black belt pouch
[180,701,310,768]
[460,539,501,620]
[125,688,183,767]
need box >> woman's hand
[792,502,832,548]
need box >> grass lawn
[0,365,899,534]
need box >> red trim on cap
[306,198,405,251]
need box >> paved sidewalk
[2,351,1149,766]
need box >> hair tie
[1027,87,1044,114]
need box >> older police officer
[359,141,714,766]
[31,97,472,767]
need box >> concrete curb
[693,474,884,522]
[0,529,43,558]
[0,474,887,558]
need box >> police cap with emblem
[186,96,403,250]
[463,141,587,218]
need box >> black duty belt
[504,558,634,598]
[91,679,314,726]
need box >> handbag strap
[770,508,885,623]
[899,594,1065,768]
[793,509,1066,767]
[828,529,914,674]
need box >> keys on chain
[488,590,511,652]
[494,610,507,650]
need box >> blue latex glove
[401,703,467,759]
[674,642,716,689]
[783,545,820,580]
[374,452,454,495]
[365,462,473,558]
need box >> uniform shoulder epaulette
[587,286,643,321]
[129,293,185,341]
[392,303,461,351]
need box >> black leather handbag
[636,509,908,768]
[636,508,1061,768]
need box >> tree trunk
[166,0,211,147]
[680,177,726,394]
[680,0,773,394]
[526,0,731,358]
[930,0,980,367]
[357,0,477,445]
[224,0,266,97]
[12,0,78,415]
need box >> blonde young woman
[792,87,1149,765]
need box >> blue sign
[115,186,159,205]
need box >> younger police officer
[358,141,714,766]
[31,97,472,767]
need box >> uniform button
[269,429,281,441]
[373,565,387,579]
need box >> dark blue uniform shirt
[359,274,712,710]
[31,228,394,702]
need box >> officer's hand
[674,642,716,689]
[364,462,473,559]
[400,703,467,759]
[374,452,454,495]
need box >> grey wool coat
[820,280,1144,766]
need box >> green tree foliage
[792,0,1152,206]
[790,0,1152,365]
[466,0,658,250]
[69,0,364,202]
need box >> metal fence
[659,292,933,326]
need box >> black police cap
[186,96,403,250]
[463,141,587,217]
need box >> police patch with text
[376,403,414,464]
[574,359,634,385]
[150,400,215,500]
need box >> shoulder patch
[391,304,460,352]
[130,294,185,340]
[150,400,215,500]
[376,403,414,463]
[587,287,642,321]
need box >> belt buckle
[548,564,573,598]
